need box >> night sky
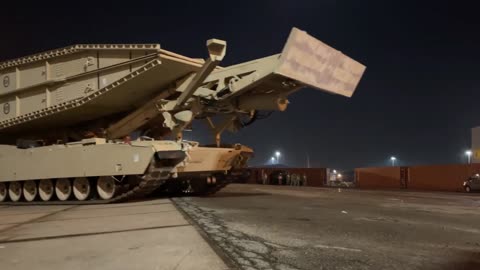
[1,0,479,169]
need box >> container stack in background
[355,164,480,192]
[245,168,327,187]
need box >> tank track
[149,175,232,198]
[0,159,170,205]
[0,168,233,205]
[204,179,230,196]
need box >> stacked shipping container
[243,164,480,193]
[356,164,480,192]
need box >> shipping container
[355,167,401,189]
[246,167,327,187]
[355,164,480,192]
[409,164,480,192]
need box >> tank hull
[0,138,184,181]
[0,139,187,203]
[164,144,254,195]
[0,139,253,203]
[178,143,252,175]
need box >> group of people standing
[260,170,308,186]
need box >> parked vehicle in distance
[328,180,354,188]
[463,174,480,192]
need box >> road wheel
[23,180,38,202]
[39,179,54,201]
[97,176,116,200]
[55,179,72,201]
[73,177,91,201]
[0,182,7,202]
[8,181,22,202]
[465,185,471,193]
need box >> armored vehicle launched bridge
[0,28,365,203]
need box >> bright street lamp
[333,169,337,174]
[275,151,281,164]
[390,156,396,167]
[271,157,275,164]
[465,150,472,164]
[337,173,342,179]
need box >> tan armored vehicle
[0,27,365,203]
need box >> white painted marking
[0,246,5,249]
[341,210,348,214]
[133,154,139,163]
[315,244,361,252]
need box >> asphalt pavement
[1,184,479,270]
[173,184,480,270]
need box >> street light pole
[465,150,472,164]
[275,151,281,165]
[390,156,396,167]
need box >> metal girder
[106,39,227,140]
[174,39,226,109]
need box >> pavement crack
[172,197,300,270]
[0,224,191,244]
[0,205,79,236]
[172,249,193,270]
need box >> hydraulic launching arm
[106,28,366,145]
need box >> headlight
[463,181,468,186]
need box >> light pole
[465,150,472,164]
[390,156,396,167]
[275,151,281,165]
[271,157,275,165]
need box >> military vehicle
[0,28,365,203]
